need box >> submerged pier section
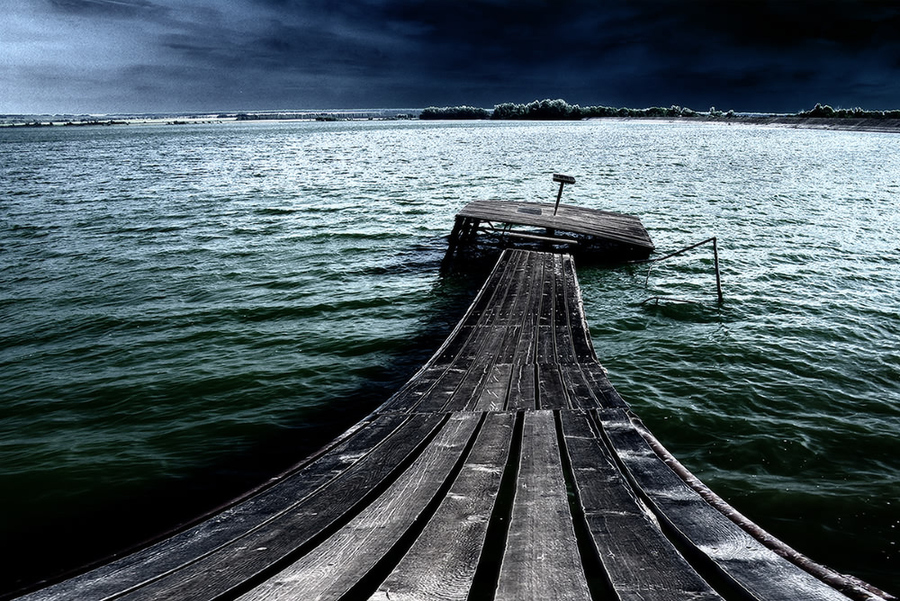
[444,200,655,263]
[19,250,885,601]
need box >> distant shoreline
[3,112,899,134]
[701,115,900,133]
[600,115,900,134]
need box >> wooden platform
[444,200,655,262]
[16,250,889,601]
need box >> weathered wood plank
[478,249,529,326]
[537,363,569,409]
[560,410,723,601]
[442,332,504,412]
[378,366,447,413]
[550,254,586,364]
[561,255,596,363]
[538,254,557,327]
[370,412,516,601]
[474,363,512,412]
[509,258,542,369]
[413,367,469,413]
[597,408,852,601]
[505,362,536,411]
[236,412,482,601]
[558,364,603,410]
[17,414,411,601]
[495,410,591,601]
[494,250,531,324]
[495,250,538,329]
[111,414,447,601]
[578,363,629,409]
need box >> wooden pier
[444,200,655,263]
[16,250,891,601]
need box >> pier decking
[444,200,655,262]
[17,250,889,601]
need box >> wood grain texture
[598,408,853,601]
[114,414,446,601]
[560,410,723,601]
[236,412,481,601]
[495,410,591,601]
[16,415,410,601]
[370,412,515,601]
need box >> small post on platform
[552,173,575,215]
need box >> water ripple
[1,120,897,593]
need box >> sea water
[1,119,897,594]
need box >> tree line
[798,103,900,119]
[420,99,899,120]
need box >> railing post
[713,236,724,304]
[634,236,724,304]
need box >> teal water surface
[1,119,898,595]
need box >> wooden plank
[553,324,579,365]
[578,362,629,409]
[597,408,853,601]
[506,362,536,411]
[538,254,557,327]
[236,412,482,601]
[496,250,534,325]
[560,410,722,601]
[413,367,469,413]
[474,363,513,411]
[493,324,523,367]
[558,364,603,410]
[561,254,596,363]
[537,363,569,409]
[476,249,525,325]
[378,366,447,413]
[550,254,582,364]
[535,255,557,361]
[443,328,509,412]
[370,412,516,601]
[17,415,411,601]
[495,411,591,601]
[418,250,543,412]
[110,414,447,601]
[536,324,557,363]
[486,251,539,412]
[485,227,579,245]
[508,254,542,368]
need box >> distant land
[419,100,900,132]
[2,100,899,132]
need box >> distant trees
[419,99,724,121]
[490,99,703,120]
[799,103,900,119]
[417,100,900,122]
[420,105,490,119]
[492,99,582,120]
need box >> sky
[2,0,899,115]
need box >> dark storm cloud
[48,0,168,18]
[2,0,898,113]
